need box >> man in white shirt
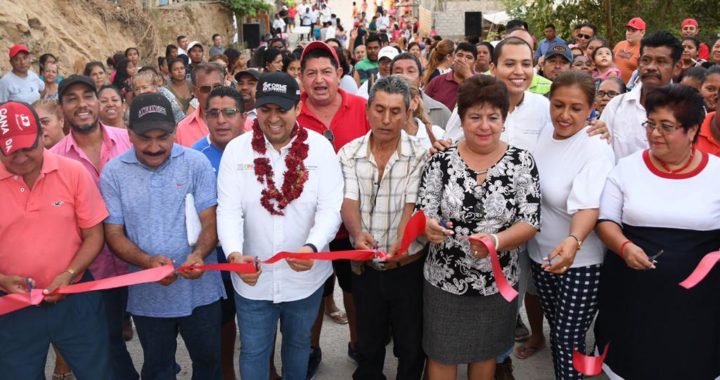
[0,44,44,104]
[216,72,343,380]
[600,30,682,161]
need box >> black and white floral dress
[416,144,541,363]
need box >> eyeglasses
[197,84,224,94]
[576,33,592,40]
[596,90,620,99]
[642,120,683,134]
[205,108,242,119]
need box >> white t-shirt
[528,126,615,267]
[443,91,550,152]
[599,83,647,162]
[0,71,44,104]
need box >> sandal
[514,341,546,360]
[52,372,74,380]
[325,309,348,324]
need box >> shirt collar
[0,149,59,181]
[353,129,412,159]
[301,88,350,114]
[61,123,118,155]
[626,82,643,103]
[120,144,185,166]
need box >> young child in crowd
[591,46,621,85]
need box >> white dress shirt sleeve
[217,141,246,257]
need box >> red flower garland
[251,119,310,216]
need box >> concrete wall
[432,0,504,40]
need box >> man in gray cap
[101,93,225,379]
[541,41,573,82]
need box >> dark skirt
[594,225,720,380]
[422,280,517,364]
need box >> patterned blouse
[416,145,541,296]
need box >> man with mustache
[101,93,225,379]
[234,68,260,131]
[49,74,138,380]
[600,31,683,161]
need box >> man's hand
[452,59,472,81]
[286,245,314,272]
[43,271,75,303]
[0,274,31,294]
[429,139,452,155]
[352,232,376,250]
[228,252,261,286]
[178,253,205,280]
[587,119,611,142]
[424,218,453,244]
[386,240,400,259]
[146,255,177,286]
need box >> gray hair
[367,75,411,110]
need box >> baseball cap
[58,75,97,101]
[255,72,301,110]
[129,93,176,135]
[379,46,399,62]
[625,17,646,31]
[544,42,572,62]
[0,101,40,156]
[234,68,261,82]
[300,41,339,67]
[187,41,204,52]
[9,44,30,59]
[681,18,699,28]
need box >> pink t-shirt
[176,108,209,147]
[0,151,108,288]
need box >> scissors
[648,249,664,264]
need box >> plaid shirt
[339,130,428,254]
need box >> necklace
[251,119,310,216]
[654,149,695,174]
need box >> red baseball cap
[625,17,646,31]
[300,41,340,67]
[8,44,30,59]
[681,18,699,28]
[0,102,40,155]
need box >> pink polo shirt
[50,124,131,279]
[0,151,108,289]
[176,108,209,147]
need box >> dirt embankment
[0,0,234,75]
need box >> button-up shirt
[599,83,647,161]
[50,124,131,279]
[176,108,209,147]
[338,130,428,254]
[216,128,343,303]
[100,145,225,317]
[0,151,107,288]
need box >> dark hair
[112,58,132,88]
[578,22,597,35]
[455,42,478,60]
[98,84,124,102]
[325,38,342,48]
[282,51,302,72]
[138,65,160,76]
[167,57,186,72]
[269,37,286,49]
[507,19,529,32]
[599,77,627,94]
[591,46,613,63]
[165,44,178,58]
[589,36,607,48]
[477,41,494,57]
[176,35,187,43]
[707,65,720,77]
[378,33,389,45]
[391,52,423,76]
[366,33,382,46]
[157,56,167,70]
[300,47,339,71]
[205,86,244,113]
[224,48,241,70]
[407,42,420,52]
[549,71,596,106]
[124,47,139,58]
[457,75,509,121]
[680,66,707,83]
[492,37,532,65]
[640,31,683,64]
[645,84,705,142]
[212,33,220,40]
[39,53,57,74]
[263,48,283,69]
[332,46,351,76]
[545,23,556,30]
[83,61,106,77]
[682,36,701,52]
[190,62,224,85]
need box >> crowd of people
[0,0,719,379]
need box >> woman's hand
[424,218,453,244]
[468,233,493,259]
[622,243,656,270]
[543,237,579,274]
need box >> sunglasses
[206,108,242,118]
[576,33,592,40]
[197,84,224,94]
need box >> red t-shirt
[298,88,371,153]
[699,43,710,61]
[695,112,720,156]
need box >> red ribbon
[398,211,426,256]
[468,235,518,302]
[679,251,720,289]
[573,344,609,376]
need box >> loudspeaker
[243,24,261,49]
[464,12,483,38]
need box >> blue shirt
[534,37,566,60]
[100,144,225,317]
[192,135,230,280]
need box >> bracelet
[304,243,318,253]
[619,240,632,258]
[568,234,583,250]
[490,234,500,250]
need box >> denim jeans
[0,290,110,379]
[102,287,139,380]
[133,301,222,380]
[235,286,323,380]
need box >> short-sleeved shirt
[424,71,460,110]
[613,40,641,84]
[0,151,108,288]
[50,125,132,279]
[298,88,371,153]
[338,130,428,254]
[354,57,379,84]
[176,108,209,147]
[100,145,225,317]
[0,71,45,104]
[599,83,647,161]
[695,112,720,157]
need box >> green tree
[226,0,273,18]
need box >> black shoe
[347,342,359,365]
[307,346,322,380]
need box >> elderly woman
[417,75,541,379]
[595,84,720,379]
[527,71,615,379]
[595,77,626,116]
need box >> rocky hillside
[0,0,234,75]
